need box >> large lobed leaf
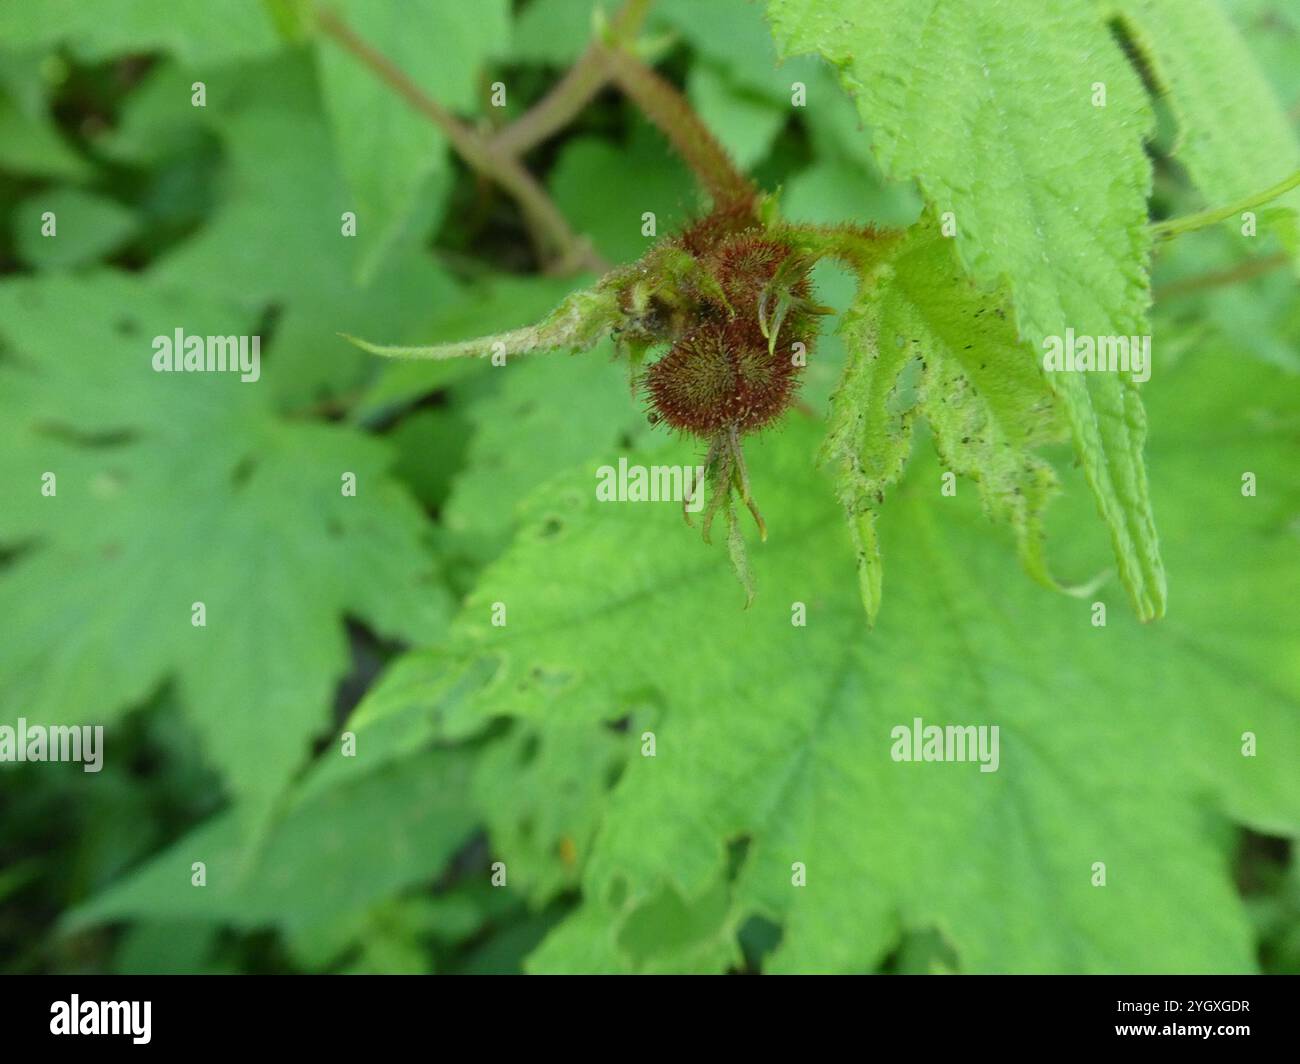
[63,750,479,958]
[0,273,448,824]
[403,342,1298,973]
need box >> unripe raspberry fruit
[645,237,817,435]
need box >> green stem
[1149,167,1300,239]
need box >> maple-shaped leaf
[0,272,448,824]
[398,340,1298,973]
[61,750,479,963]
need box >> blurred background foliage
[0,0,1297,974]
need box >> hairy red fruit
[645,237,818,436]
[673,197,762,258]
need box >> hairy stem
[492,0,655,157]
[1153,251,1290,300]
[316,6,605,273]
[1149,167,1300,240]
[600,45,755,207]
[774,222,906,273]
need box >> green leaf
[782,157,922,230]
[686,64,786,173]
[766,0,1167,620]
[1108,0,1300,258]
[472,719,635,907]
[1153,227,1300,374]
[528,876,742,974]
[0,0,282,65]
[1225,1,1300,114]
[127,53,457,405]
[3,0,1294,981]
[822,221,1070,621]
[407,341,1298,973]
[0,272,448,823]
[0,50,90,181]
[314,0,510,279]
[652,0,822,104]
[13,187,137,270]
[112,921,225,975]
[440,347,647,565]
[64,751,479,944]
[150,55,360,308]
[386,407,474,512]
[549,122,697,264]
[261,0,314,43]
[510,0,610,66]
